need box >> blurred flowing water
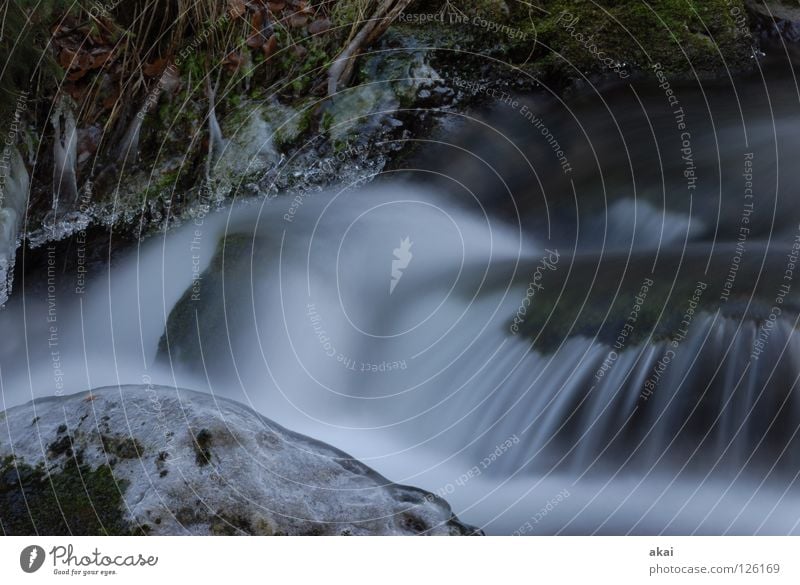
[4,64,800,534]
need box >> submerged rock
[0,385,479,536]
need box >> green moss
[0,0,60,124]
[321,110,335,133]
[209,511,254,535]
[324,84,386,146]
[0,455,132,535]
[267,28,334,98]
[175,506,204,526]
[331,0,372,30]
[101,435,144,460]
[402,0,752,81]
[262,99,315,149]
[513,247,800,354]
[524,0,752,79]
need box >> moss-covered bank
[399,0,754,82]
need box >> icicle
[0,146,30,305]
[205,77,226,181]
[115,104,147,166]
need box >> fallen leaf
[246,31,267,48]
[224,51,244,71]
[77,52,93,70]
[262,34,278,59]
[228,0,246,18]
[253,9,264,29]
[63,82,86,101]
[298,0,313,15]
[88,49,113,70]
[102,90,121,110]
[143,57,168,77]
[308,18,331,35]
[289,13,308,28]
[58,48,78,69]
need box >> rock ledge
[0,385,480,536]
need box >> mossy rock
[526,0,753,79]
[403,0,753,81]
[157,232,269,371]
[0,386,482,535]
[512,243,800,353]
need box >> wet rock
[215,99,281,191]
[156,232,264,374]
[318,33,447,148]
[0,385,480,535]
[747,0,800,45]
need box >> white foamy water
[3,180,800,534]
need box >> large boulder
[0,385,479,535]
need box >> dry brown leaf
[289,14,308,28]
[102,90,120,110]
[246,31,267,48]
[308,18,331,35]
[58,48,78,69]
[297,0,313,15]
[66,69,88,82]
[88,49,113,70]
[262,34,278,59]
[224,51,244,71]
[252,9,265,29]
[143,57,168,77]
[228,0,246,18]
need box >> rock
[747,0,800,45]
[215,100,281,187]
[322,38,446,146]
[0,385,480,536]
[156,233,261,376]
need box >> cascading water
[5,67,800,535]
